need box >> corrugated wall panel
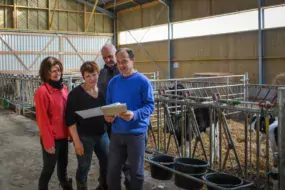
[28,10,38,30]
[0,33,112,72]
[38,0,48,8]
[29,0,38,8]
[59,0,68,10]
[1,54,26,70]
[39,10,48,30]
[68,13,77,32]
[0,8,5,28]
[63,55,83,70]
[45,37,59,52]
[30,54,60,71]
[68,0,79,10]
[17,54,40,68]
[67,36,110,53]
[62,37,76,52]
[77,13,84,32]
[17,9,28,29]
[51,12,59,31]
[96,14,104,33]
[17,0,28,6]
[59,12,68,31]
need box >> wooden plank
[85,0,98,32]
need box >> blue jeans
[122,132,148,188]
[76,132,109,186]
[107,132,146,190]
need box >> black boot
[39,187,48,190]
[60,178,73,190]
[95,172,108,190]
[76,180,87,190]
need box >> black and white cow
[249,113,279,156]
[166,83,220,160]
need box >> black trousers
[38,138,69,189]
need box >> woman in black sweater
[65,61,109,190]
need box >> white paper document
[75,107,104,119]
[75,102,127,119]
[100,103,127,116]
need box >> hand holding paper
[100,103,127,116]
[118,111,134,121]
[104,115,116,123]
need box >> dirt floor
[0,107,184,190]
[0,108,100,190]
[0,105,274,190]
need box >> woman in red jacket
[34,56,73,190]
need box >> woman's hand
[104,115,116,123]
[74,141,84,156]
[45,147,55,154]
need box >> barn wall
[0,0,113,33]
[118,0,284,31]
[119,27,285,84]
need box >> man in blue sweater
[105,48,155,190]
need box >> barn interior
[1,0,285,190]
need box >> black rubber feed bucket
[174,157,209,190]
[203,173,243,190]
[148,154,174,180]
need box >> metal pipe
[154,84,244,94]
[258,0,264,84]
[244,112,248,178]
[209,107,213,167]
[256,114,260,177]
[167,1,173,79]
[218,99,275,107]
[113,0,117,46]
[156,97,275,114]
[265,114,270,188]
[156,99,160,151]
[278,87,285,190]
[150,75,244,82]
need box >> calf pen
[1,72,284,189]
[145,73,284,189]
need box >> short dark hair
[39,56,63,82]
[116,48,135,59]
[80,61,100,77]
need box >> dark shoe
[95,174,108,190]
[38,187,48,190]
[76,180,87,190]
[60,178,73,190]
[124,180,130,190]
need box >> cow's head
[249,113,276,133]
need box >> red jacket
[34,83,69,149]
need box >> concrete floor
[0,108,181,190]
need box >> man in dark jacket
[98,43,120,101]
[98,43,131,189]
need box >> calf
[167,83,220,161]
[249,114,278,156]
